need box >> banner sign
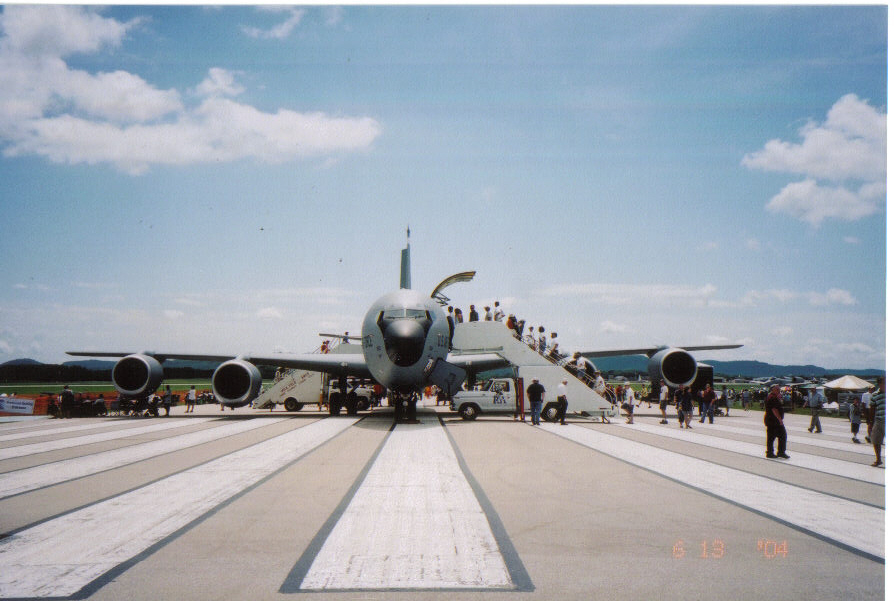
[0,396,35,415]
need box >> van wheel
[459,404,480,420]
[284,398,303,412]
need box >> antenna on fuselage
[400,226,411,289]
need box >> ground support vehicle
[449,321,616,422]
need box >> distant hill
[62,359,222,371]
[588,356,884,378]
[0,358,43,367]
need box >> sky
[0,5,887,371]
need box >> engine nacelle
[112,354,164,398]
[212,359,262,407]
[648,347,697,388]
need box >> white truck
[451,378,520,420]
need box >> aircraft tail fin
[400,227,411,289]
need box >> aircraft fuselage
[360,289,450,394]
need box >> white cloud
[743,94,886,226]
[256,307,284,320]
[538,282,718,307]
[843,236,861,245]
[163,310,184,320]
[0,6,382,175]
[765,179,883,227]
[807,288,857,306]
[771,326,794,337]
[195,68,244,98]
[242,7,305,40]
[598,320,629,333]
[0,5,135,57]
[745,238,760,251]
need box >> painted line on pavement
[0,417,360,599]
[619,422,883,485]
[541,422,884,562]
[677,421,881,456]
[0,417,289,499]
[0,418,214,461]
[293,414,516,591]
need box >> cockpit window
[381,308,431,320]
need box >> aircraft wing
[66,351,372,378]
[579,344,743,360]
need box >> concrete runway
[0,401,884,600]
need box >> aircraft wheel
[284,398,303,412]
[542,402,559,423]
[459,404,479,421]
[354,397,370,412]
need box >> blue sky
[0,5,887,370]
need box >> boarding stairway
[451,321,617,420]
[251,342,344,410]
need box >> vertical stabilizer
[400,227,411,289]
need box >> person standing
[862,387,874,444]
[162,385,172,417]
[454,307,463,324]
[680,386,694,429]
[526,378,545,426]
[556,378,569,425]
[484,306,493,321]
[805,386,825,433]
[659,380,669,424]
[186,385,197,413]
[446,306,455,350]
[700,384,716,424]
[764,384,789,459]
[869,377,885,467]
[493,301,505,322]
[60,384,74,419]
[624,383,635,424]
[469,305,479,322]
[849,398,863,443]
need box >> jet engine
[112,354,164,397]
[648,347,698,388]
[212,359,262,407]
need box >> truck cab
[450,377,518,420]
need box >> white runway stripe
[0,421,125,442]
[0,418,289,499]
[0,416,359,599]
[542,423,884,560]
[299,415,512,590]
[0,418,213,461]
[621,422,883,484]
[683,422,880,455]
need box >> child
[849,400,862,443]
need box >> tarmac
[0,400,885,600]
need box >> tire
[542,402,559,423]
[354,397,370,412]
[284,398,303,412]
[459,404,480,421]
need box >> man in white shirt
[556,378,569,425]
[659,381,669,424]
[624,383,636,424]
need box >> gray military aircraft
[68,236,504,417]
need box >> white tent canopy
[823,375,874,391]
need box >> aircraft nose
[384,319,426,367]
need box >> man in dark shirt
[764,385,789,459]
[60,385,74,419]
[526,378,546,426]
[699,384,716,424]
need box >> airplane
[70,233,742,416]
[68,233,506,419]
